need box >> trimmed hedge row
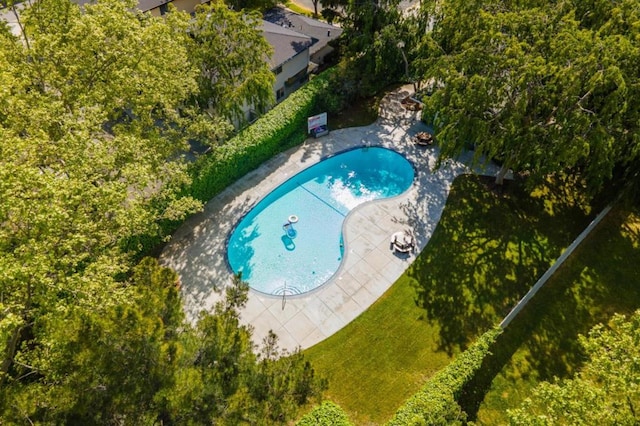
[187,69,334,203]
[386,327,502,426]
[127,70,334,256]
[297,401,353,426]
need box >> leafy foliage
[387,328,501,426]
[161,274,327,425]
[186,70,333,203]
[224,0,280,12]
[416,0,640,189]
[0,260,326,423]
[0,0,200,388]
[508,310,640,425]
[188,1,275,132]
[323,0,408,98]
[297,401,353,425]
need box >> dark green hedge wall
[187,70,333,203]
[387,328,502,426]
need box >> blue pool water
[227,147,414,295]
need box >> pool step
[272,285,303,296]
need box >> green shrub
[387,328,502,426]
[187,69,334,203]
[128,69,334,256]
[297,401,352,426]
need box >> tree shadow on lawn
[460,207,640,421]
[407,174,592,355]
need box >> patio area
[160,85,500,352]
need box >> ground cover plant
[304,174,595,424]
[471,206,640,425]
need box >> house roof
[263,7,342,56]
[260,20,312,69]
[137,0,170,12]
[64,1,312,70]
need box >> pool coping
[160,85,500,352]
[228,145,416,299]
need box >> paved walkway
[161,85,500,352]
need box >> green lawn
[470,206,640,424]
[304,175,596,424]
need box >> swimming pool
[227,147,414,295]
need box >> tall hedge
[297,401,352,426]
[387,328,502,426]
[126,70,334,255]
[187,69,334,203]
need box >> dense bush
[297,401,353,426]
[126,69,335,255]
[187,69,334,203]
[387,328,502,426]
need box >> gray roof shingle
[263,7,342,57]
[260,20,312,69]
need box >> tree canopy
[508,310,640,425]
[0,0,200,386]
[188,0,275,131]
[0,0,324,422]
[321,0,407,101]
[415,0,640,189]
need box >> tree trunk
[1,326,22,381]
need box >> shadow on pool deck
[160,84,501,352]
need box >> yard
[471,205,640,424]
[304,174,607,424]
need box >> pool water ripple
[227,147,414,295]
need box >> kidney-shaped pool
[227,147,414,295]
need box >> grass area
[304,175,595,424]
[284,1,314,16]
[304,276,455,425]
[470,206,640,424]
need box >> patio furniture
[390,231,415,253]
[414,131,433,146]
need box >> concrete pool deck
[161,85,500,352]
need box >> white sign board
[308,112,328,134]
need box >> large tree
[0,0,201,384]
[188,0,275,130]
[417,0,640,189]
[322,0,408,98]
[508,310,640,425]
[0,259,326,423]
